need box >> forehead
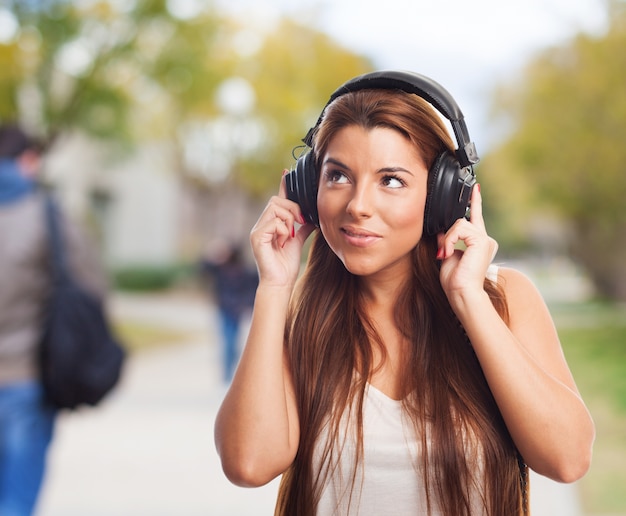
[324,125,426,166]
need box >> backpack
[39,195,125,409]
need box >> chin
[338,256,380,277]
[338,250,414,279]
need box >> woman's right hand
[217,170,311,487]
[250,170,315,288]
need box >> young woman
[214,73,594,515]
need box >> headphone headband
[287,70,478,233]
[303,70,479,167]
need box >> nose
[346,181,374,219]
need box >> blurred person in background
[200,241,258,383]
[0,124,107,516]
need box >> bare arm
[453,268,594,482]
[214,174,315,487]
[438,187,594,483]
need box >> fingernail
[299,214,306,225]
[282,169,289,176]
[436,247,444,260]
[476,183,481,193]
[291,226,295,238]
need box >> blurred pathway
[36,291,582,515]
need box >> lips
[340,225,382,247]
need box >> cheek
[316,189,340,226]
[388,192,427,233]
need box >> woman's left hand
[437,184,498,305]
[437,185,595,482]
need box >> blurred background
[1,0,625,514]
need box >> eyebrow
[378,166,414,176]
[323,157,350,170]
[323,157,414,176]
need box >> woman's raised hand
[436,184,498,305]
[249,170,315,288]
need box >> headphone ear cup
[424,151,476,236]
[285,150,320,226]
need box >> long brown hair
[276,90,525,515]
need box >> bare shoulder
[495,265,557,344]
[495,266,579,385]
[495,266,547,314]
[498,267,570,362]
[496,265,537,291]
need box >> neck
[359,266,411,313]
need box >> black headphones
[284,70,479,235]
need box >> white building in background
[35,75,267,272]
[41,131,262,271]
[42,132,183,269]
[103,143,181,267]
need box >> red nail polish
[291,226,295,238]
[436,247,444,260]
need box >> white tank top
[314,385,488,515]
[315,384,424,515]
[314,266,498,515]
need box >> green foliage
[483,5,626,300]
[558,305,626,514]
[0,2,372,196]
[113,320,195,353]
[0,0,225,144]
[113,263,193,291]
[229,18,373,196]
[561,323,626,411]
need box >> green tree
[189,17,372,196]
[482,1,626,301]
[0,2,371,194]
[0,0,225,146]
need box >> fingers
[468,183,485,231]
[467,183,498,260]
[252,169,312,250]
[261,212,312,252]
[489,237,499,262]
[279,168,307,224]
[267,199,298,247]
[436,230,457,261]
[436,184,495,261]
[254,187,309,251]
[279,169,288,198]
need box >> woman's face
[317,125,429,280]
